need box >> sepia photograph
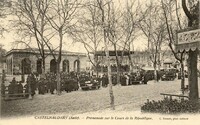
[0,0,200,125]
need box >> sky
[0,0,152,53]
[0,0,188,53]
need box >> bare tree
[96,0,115,110]
[182,0,199,102]
[161,0,187,93]
[120,0,145,71]
[43,0,80,95]
[70,0,103,76]
[106,1,124,85]
[13,0,56,78]
[138,2,167,82]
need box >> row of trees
[2,0,198,108]
[11,0,81,95]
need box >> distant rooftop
[6,48,87,57]
[94,50,134,56]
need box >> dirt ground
[1,79,200,119]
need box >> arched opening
[74,60,80,72]
[21,58,31,74]
[37,59,42,74]
[50,59,57,73]
[63,60,69,73]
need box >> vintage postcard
[0,0,200,125]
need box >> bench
[2,88,31,101]
[160,93,189,100]
[2,93,31,101]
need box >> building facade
[132,50,200,71]
[93,50,134,73]
[5,49,89,75]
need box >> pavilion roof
[5,48,87,57]
[94,50,134,56]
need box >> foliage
[141,98,200,114]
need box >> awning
[176,41,200,52]
[176,28,200,52]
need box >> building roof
[94,50,134,56]
[6,48,87,57]
[164,58,173,64]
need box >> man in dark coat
[38,78,45,95]
[1,83,6,95]
[49,80,55,94]
[25,75,32,97]
[24,83,29,98]
[143,72,148,84]
[72,77,79,91]
[120,74,127,86]
[8,77,17,97]
[49,74,56,94]
[102,74,108,87]
[17,81,24,97]
[30,73,36,96]
[64,78,70,93]
[2,69,6,83]
[26,74,36,97]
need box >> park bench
[2,87,31,101]
[160,93,189,100]
[2,93,30,101]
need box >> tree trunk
[157,52,161,71]
[41,58,46,78]
[153,63,158,82]
[104,33,115,110]
[180,61,185,94]
[95,66,99,76]
[57,30,63,95]
[105,49,115,110]
[188,49,199,101]
[56,61,61,95]
[98,0,115,110]
[114,44,120,85]
[128,54,134,72]
[94,54,99,76]
[182,0,199,102]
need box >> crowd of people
[1,70,152,97]
[37,73,56,94]
[1,74,37,98]
[1,72,81,97]
[101,71,149,87]
[78,74,101,90]
[1,77,24,97]
[96,64,130,72]
[61,72,79,92]
[31,72,80,95]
